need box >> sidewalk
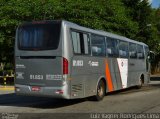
[151,73,160,76]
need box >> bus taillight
[63,57,68,74]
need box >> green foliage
[0,0,160,69]
[122,0,160,56]
[151,8,160,54]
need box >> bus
[15,20,152,101]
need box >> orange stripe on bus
[105,60,114,92]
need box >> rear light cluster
[63,57,68,74]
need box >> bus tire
[94,80,105,101]
[137,78,143,89]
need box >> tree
[0,0,138,66]
[0,0,159,73]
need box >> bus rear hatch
[15,21,66,87]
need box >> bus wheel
[95,80,105,101]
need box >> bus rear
[15,21,69,99]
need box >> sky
[150,0,160,8]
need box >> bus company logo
[73,60,83,67]
[16,72,24,79]
[88,61,99,67]
[30,74,43,80]
[120,59,128,67]
[121,62,124,67]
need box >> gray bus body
[15,20,150,99]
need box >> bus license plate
[31,86,41,91]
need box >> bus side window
[83,34,90,54]
[137,45,144,59]
[71,31,81,54]
[119,41,129,58]
[91,34,106,56]
[106,38,119,57]
[71,30,90,55]
[129,43,137,59]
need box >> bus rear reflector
[63,57,68,74]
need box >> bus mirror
[149,51,155,62]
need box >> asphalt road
[0,76,160,119]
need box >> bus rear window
[18,22,61,50]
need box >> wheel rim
[140,79,142,86]
[97,82,104,97]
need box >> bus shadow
[106,81,160,96]
[0,93,86,109]
[105,86,141,96]
[0,80,160,109]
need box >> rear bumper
[15,84,70,99]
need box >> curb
[0,86,15,91]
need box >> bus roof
[62,20,148,47]
[20,20,148,47]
